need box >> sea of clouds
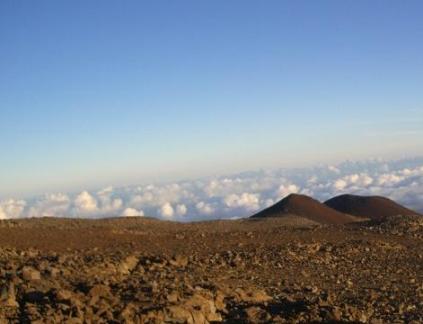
[1,157,422,221]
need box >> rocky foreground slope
[0,216,422,323]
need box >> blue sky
[1,1,422,197]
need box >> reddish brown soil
[251,194,358,224]
[324,194,420,222]
[0,216,422,323]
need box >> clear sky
[1,1,422,197]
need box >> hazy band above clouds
[1,157,422,221]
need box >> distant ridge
[251,194,358,225]
[324,194,421,222]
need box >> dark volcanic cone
[251,194,358,225]
[324,194,421,222]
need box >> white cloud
[277,184,299,198]
[0,199,26,219]
[334,179,347,190]
[112,198,123,210]
[328,165,340,174]
[332,174,373,191]
[97,186,113,195]
[377,173,403,186]
[0,207,6,220]
[26,193,70,217]
[196,201,214,215]
[159,202,174,218]
[176,204,187,216]
[223,193,260,211]
[74,191,97,213]
[121,208,144,217]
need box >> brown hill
[251,194,358,225]
[324,194,420,222]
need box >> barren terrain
[0,215,422,323]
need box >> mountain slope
[251,194,358,225]
[324,194,420,221]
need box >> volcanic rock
[118,255,139,274]
[0,282,19,308]
[21,267,41,281]
[169,255,189,268]
[0,212,422,322]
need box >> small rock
[22,266,41,281]
[118,255,139,274]
[167,291,179,303]
[325,306,342,321]
[55,289,73,303]
[245,306,270,322]
[165,305,193,323]
[46,267,60,278]
[169,255,189,268]
[0,282,19,307]
[89,284,111,298]
[235,288,272,303]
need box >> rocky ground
[0,215,422,323]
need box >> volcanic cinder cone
[251,193,358,225]
[324,194,421,222]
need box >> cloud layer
[1,157,422,221]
